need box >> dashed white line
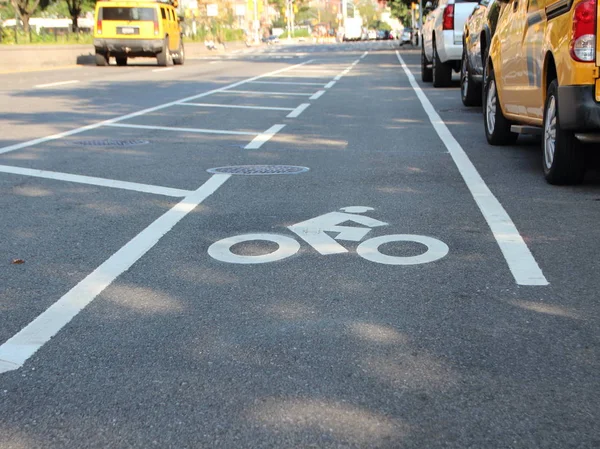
[104,123,256,136]
[0,59,314,155]
[324,81,336,89]
[0,174,231,374]
[309,90,326,100]
[286,103,310,118]
[0,164,192,197]
[177,103,294,111]
[34,80,80,89]
[395,50,548,286]
[249,81,326,86]
[245,124,285,149]
[152,68,173,72]
[333,75,342,81]
[222,90,313,96]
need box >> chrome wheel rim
[544,96,557,170]
[461,53,468,98]
[486,80,497,135]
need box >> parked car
[420,0,479,87]
[262,35,280,45]
[367,29,377,40]
[400,29,413,46]
[460,0,499,105]
[483,0,600,184]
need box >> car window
[170,9,176,21]
[160,7,167,20]
[101,7,155,21]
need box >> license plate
[118,27,137,35]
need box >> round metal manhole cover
[207,165,310,175]
[73,139,150,147]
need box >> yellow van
[484,0,599,184]
[93,0,184,67]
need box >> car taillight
[443,4,454,30]
[154,19,159,36]
[96,19,102,35]
[571,0,596,62]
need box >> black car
[460,0,500,106]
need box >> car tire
[542,79,586,185]
[483,66,518,145]
[460,47,481,106]
[157,37,173,67]
[432,42,452,88]
[95,52,108,66]
[173,40,185,65]
[116,56,127,66]
[421,44,432,82]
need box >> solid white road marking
[34,80,80,89]
[0,174,231,374]
[324,81,336,89]
[152,68,173,72]
[222,90,313,96]
[356,234,449,265]
[0,165,192,197]
[287,103,310,118]
[176,103,294,111]
[0,60,314,155]
[360,52,368,59]
[309,90,325,100]
[333,75,342,81]
[208,233,300,264]
[249,81,326,86]
[244,124,285,149]
[104,123,256,136]
[395,51,548,286]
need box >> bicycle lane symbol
[207,206,449,265]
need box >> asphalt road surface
[1,41,599,449]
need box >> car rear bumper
[559,85,600,131]
[437,31,462,63]
[94,38,163,57]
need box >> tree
[10,0,40,34]
[65,0,93,32]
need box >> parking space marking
[0,174,231,375]
[105,123,257,136]
[324,81,336,89]
[0,59,314,155]
[222,90,314,96]
[248,81,326,86]
[309,90,326,100]
[0,164,192,197]
[152,68,173,72]
[34,80,80,89]
[177,103,294,111]
[395,51,548,286]
[245,124,285,149]
[286,103,310,118]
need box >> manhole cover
[207,165,310,175]
[74,139,150,147]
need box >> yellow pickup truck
[483,0,599,184]
[93,0,184,67]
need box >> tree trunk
[68,0,82,33]
[19,10,31,35]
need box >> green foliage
[0,26,92,44]
[293,28,309,37]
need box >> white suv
[420,0,478,87]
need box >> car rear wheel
[432,42,452,88]
[421,44,432,82]
[542,79,586,185]
[483,66,518,145]
[116,56,127,66]
[156,37,173,67]
[460,48,481,106]
[173,40,185,65]
[95,52,108,66]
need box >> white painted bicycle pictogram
[208,206,449,265]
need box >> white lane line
[34,80,80,89]
[324,81,336,89]
[104,123,256,136]
[286,103,310,118]
[222,90,313,96]
[0,59,314,155]
[360,51,368,59]
[248,81,326,86]
[245,124,285,149]
[395,51,548,286]
[309,90,325,100]
[0,165,192,197]
[0,174,231,375]
[333,75,342,81]
[152,68,173,73]
[176,103,294,111]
